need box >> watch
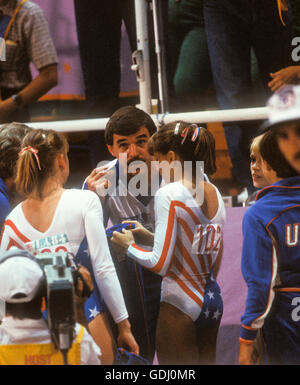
[11,94,23,108]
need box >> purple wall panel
[216,207,248,364]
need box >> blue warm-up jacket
[240,176,300,343]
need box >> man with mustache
[83,106,162,363]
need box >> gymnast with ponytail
[0,128,138,364]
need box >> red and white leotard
[0,189,128,324]
[127,182,226,321]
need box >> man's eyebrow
[135,134,148,140]
[116,133,148,145]
[116,138,129,145]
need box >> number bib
[191,223,222,258]
[25,233,72,255]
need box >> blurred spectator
[203,0,294,196]
[167,0,213,112]
[290,0,300,35]
[73,0,137,167]
[268,66,300,92]
[74,0,169,168]
[0,0,58,123]
[267,1,300,92]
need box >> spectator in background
[0,0,58,123]
[268,66,300,92]
[290,0,300,35]
[203,0,294,199]
[73,0,169,168]
[167,0,269,113]
[268,0,300,92]
[167,0,214,112]
[73,0,137,167]
[0,122,32,232]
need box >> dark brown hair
[0,122,32,180]
[6,295,44,320]
[105,106,157,145]
[259,130,299,178]
[15,129,68,198]
[148,121,216,176]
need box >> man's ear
[107,145,116,157]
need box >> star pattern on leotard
[88,306,100,319]
[202,286,222,322]
[204,308,210,319]
[212,308,222,321]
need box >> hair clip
[180,126,189,144]
[191,124,200,142]
[174,122,180,135]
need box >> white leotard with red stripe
[0,189,128,324]
[127,181,226,321]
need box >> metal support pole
[132,0,152,114]
[152,0,169,114]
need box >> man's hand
[86,166,113,198]
[268,66,300,92]
[117,319,139,355]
